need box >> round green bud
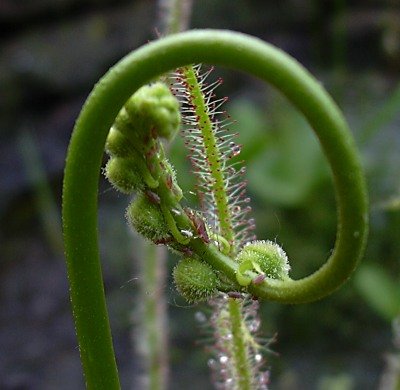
[104,157,144,194]
[112,107,147,149]
[126,192,170,243]
[236,240,290,281]
[124,82,180,141]
[173,257,219,303]
[105,127,138,158]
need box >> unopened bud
[173,256,219,303]
[105,157,144,194]
[126,192,170,243]
[236,240,290,282]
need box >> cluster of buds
[104,82,182,243]
[104,82,226,303]
[103,82,292,305]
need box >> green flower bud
[173,256,219,303]
[104,157,144,194]
[126,193,170,243]
[236,240,290,283]
[124,82,180,141]
[112,106,148,149]
[105,127,138,158]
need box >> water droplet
[255,353,263,363]
[194,311,207,323]
[180,229,193,238]
[232,144,242,156]
[222,333,233,341]
[171,208,181,216]
[219,355,229,364]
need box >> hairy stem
[158,0,193,35]
[181,65,235,250]
[178,64,258,386]
[228,298,253,390]
[139,241,168,390]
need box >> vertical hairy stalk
[228,297,258,390]
[134,2,195,389]
[158,0,193,35]
[174,65,266,388]
[137,241,168,390]
[175,65,255,252]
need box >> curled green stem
[62,30,368,386]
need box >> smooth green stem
[228,298,252,390]
[62,30,368,385]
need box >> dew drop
[181,229,193,238]
[219,355,229,364]
[194,311,207,323]
[232,144,242,156]
[254,353,263,363]
[222,333,233,341]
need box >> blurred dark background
[1,0,399,389]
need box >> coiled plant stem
[63,30,368,388]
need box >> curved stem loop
[62,29,368,387]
